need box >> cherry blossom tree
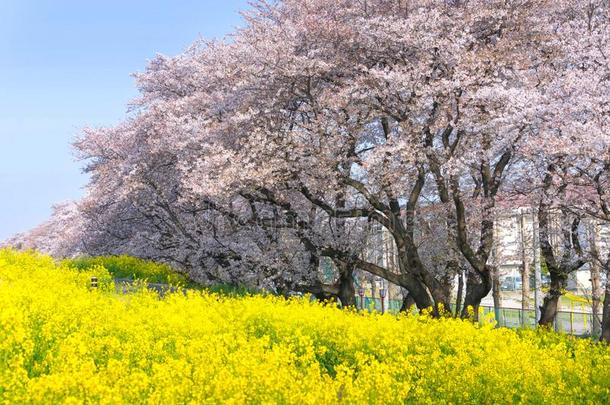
[523,0,610,332]
[3,202,85,257]
[159,0,563,316]
[7,0,608,324]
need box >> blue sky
[0,0,249,240]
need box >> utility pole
[492,220,502,326]
[519,208,531,327]
[532,209,542,323]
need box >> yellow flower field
[1,249,609,404]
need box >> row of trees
[7,0,609,340]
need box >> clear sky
[0,0,249,241]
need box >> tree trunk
[455,269,464,317]
[591,260,602,338]
[400,290,416,312]
[353,250,438,313]
[314,291,336,302]
[521,262,530,310]
[407,280,436,312]
[519,210,531,312]
[461,268,492,321]
[432,260,458,316]
[395,255,436,311]
[536,188,586,328]
[539,272,567,327]
[601,269,610,343]
[337,262,356,308]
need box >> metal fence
[358,297,403,313]
[105,279,599,338]
[356,297,599,338]
[480,306,597,337]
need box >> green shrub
[63,255,191,286]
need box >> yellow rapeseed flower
[0,249,609,404]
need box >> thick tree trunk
[402,253,453,315]
[336,263,356,308]
[536,197,582,328]
[461,268,492,320]
[601,270,610,343]
[400,291,416,312]
[538,272,567,327]
[314,291,336,302]
[395,255,436,311]
[432,260,458,315]
[405,281,434,311]
[352,247,440,314]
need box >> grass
[62,255,263,295]
[62,255,194,286]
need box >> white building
[359,206,609,302]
